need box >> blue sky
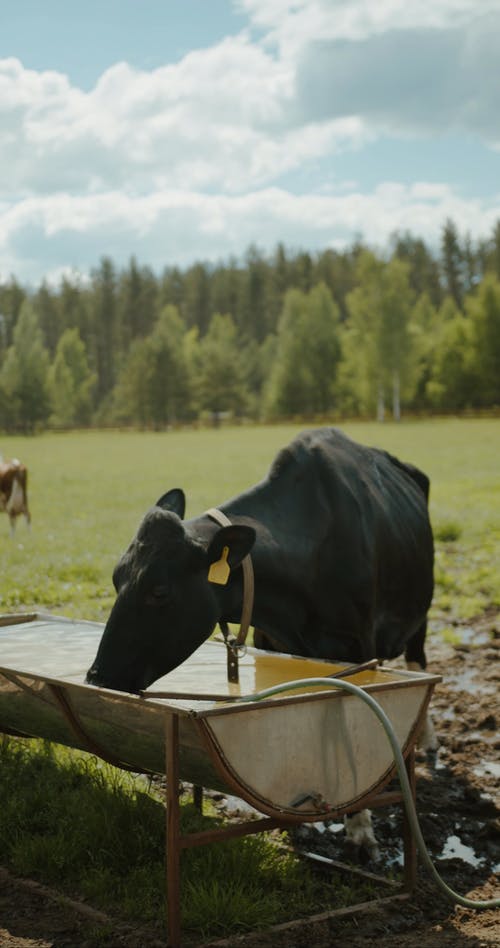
[1,0,500,285]
[0,1,249,89]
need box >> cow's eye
[146,585,171,606]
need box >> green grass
[0,418,499,937]
[0,736,375,940]
[1,418,499,626]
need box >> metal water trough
[0,612,441,947]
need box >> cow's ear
[207,525,256,584]
[155,488,186,519]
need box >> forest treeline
[0,218,500,433]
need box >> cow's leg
[404,617,427,669]
[406,660,438,752]
[405,619,438,752]
[343,809,379,861]
[8,514,16,537]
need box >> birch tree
[347,253,415,420]
[264,283,341,418]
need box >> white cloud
[1,1,500,283]
[0,38,301,200]
[0,33,374,207]
[293,15,500,145]
[239,0,500,145]
[2,183,499,285]
[3,2,498,212]
[239,0,500,47]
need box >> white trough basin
[0,612,440,821]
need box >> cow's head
[86,489,256,693]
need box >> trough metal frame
[1,694,422,948]
[164,711,419,948]
[1,695,422,948]
[0,612,434,948]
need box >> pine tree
[48,328,96,427]
[265,284,341,418]
[467,276,500,406]
[0,301,50,432]
[441,219,464,309]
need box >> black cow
[87,427,433,691]
[87,427,434,859]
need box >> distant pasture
[0,418,498,633]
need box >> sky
[1,0,500,286]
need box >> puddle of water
[466,730,498,745]
[326,822,344,833]
[308,821,344,834]
[480,792,494,803]
[455,627,491,647]
[440,708,456,721]
[439,834,483,867]
[473,761,500,780]
[385,847,404,868]
[445,666,481,692]
[445,666,497,695]
[369,823,489,871]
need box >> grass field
[1,417,499,627]
[0,418,499,940]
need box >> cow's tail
[386,454,432,672]
[7,465,30,530]
[15,464,28,494]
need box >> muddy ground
[0,616,498,947]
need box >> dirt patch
[0,619,499,947]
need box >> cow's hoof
[343,837,380,865]
[419,712,439,753]
[343,810,380,863]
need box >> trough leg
[193,785,203,813]
[402,748,417,892]
[166,714,181,948]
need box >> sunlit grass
[0,419,498,936]
[0,736,375,938]
[0,418,498,626]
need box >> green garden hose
[240,677,500,910]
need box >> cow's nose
[85,667,99,685]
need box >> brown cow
[0,457,31,535]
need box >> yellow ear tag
[208,546,231,585]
